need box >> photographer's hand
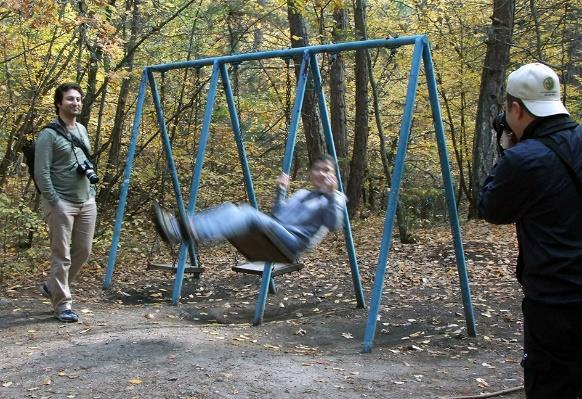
[494,128,518,155]
[499,131,518,150]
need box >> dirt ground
[0,220,527,399]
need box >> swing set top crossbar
[148,36,421,73]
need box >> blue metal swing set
[103,35,476,352]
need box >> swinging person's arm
[320,173,346,231]
[272,173,290,214]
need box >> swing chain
[284,57,292,134]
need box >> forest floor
[0,218,526,399]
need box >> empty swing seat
[147,262,203,274]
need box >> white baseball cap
[506,63,569,117]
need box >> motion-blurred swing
[227,58,305,278]
[104,48,366,325]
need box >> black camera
[493,112,510,140]
[493,112,517,154]
[77,160,99,184]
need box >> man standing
[479,63,582,397]
[35,82,97,323]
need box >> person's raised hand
[277,173,290,190]
[324,172,338,193]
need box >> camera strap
[535,136,582,192]
[45,121,93,162]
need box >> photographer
[35,82,97,323]
[479,63,581,397]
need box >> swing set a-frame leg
[253,262,275,325]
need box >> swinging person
[152,155,346,258]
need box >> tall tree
[346,0,369,217]
[367,49,412,243]
[287,0,325,165]
[469,0,514,218]
[561,0,581,111]
[102,0,142,194]
[329,1,349,185]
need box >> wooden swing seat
[232,262,304,276]
[147,262,203,275]
[228,228,300,264]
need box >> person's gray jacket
[273,189,347,250]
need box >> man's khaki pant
[42,198,97,313]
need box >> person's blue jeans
[189,203,304,254]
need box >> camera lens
[77,161,99,184]
[86,170,99,184]
[493,112,509,136]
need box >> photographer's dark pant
[521,298,582,399]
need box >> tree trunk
[287,0,325,164]
[103,0,141,186]
[346,0,369,218]
[253,0,267,50]
[77,0,109,129]
[366,51,412,243]
[561,0,581,108]
[329,5,349,185]
[469,0,514,218]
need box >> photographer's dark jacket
[479,115,582,306]
[34,120,95,205]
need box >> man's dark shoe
[55,309,79,323]
[151,201,184,246]
[38,282,51,299]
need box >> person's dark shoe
[38,282,51,299]
[55,309,79,323]
[151,201,184,246]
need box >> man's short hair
[54,82,84,115]
[312,154,335,167]
[506,93,533,116]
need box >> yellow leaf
[129,378,142,385]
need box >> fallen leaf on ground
[476,377,489,387]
